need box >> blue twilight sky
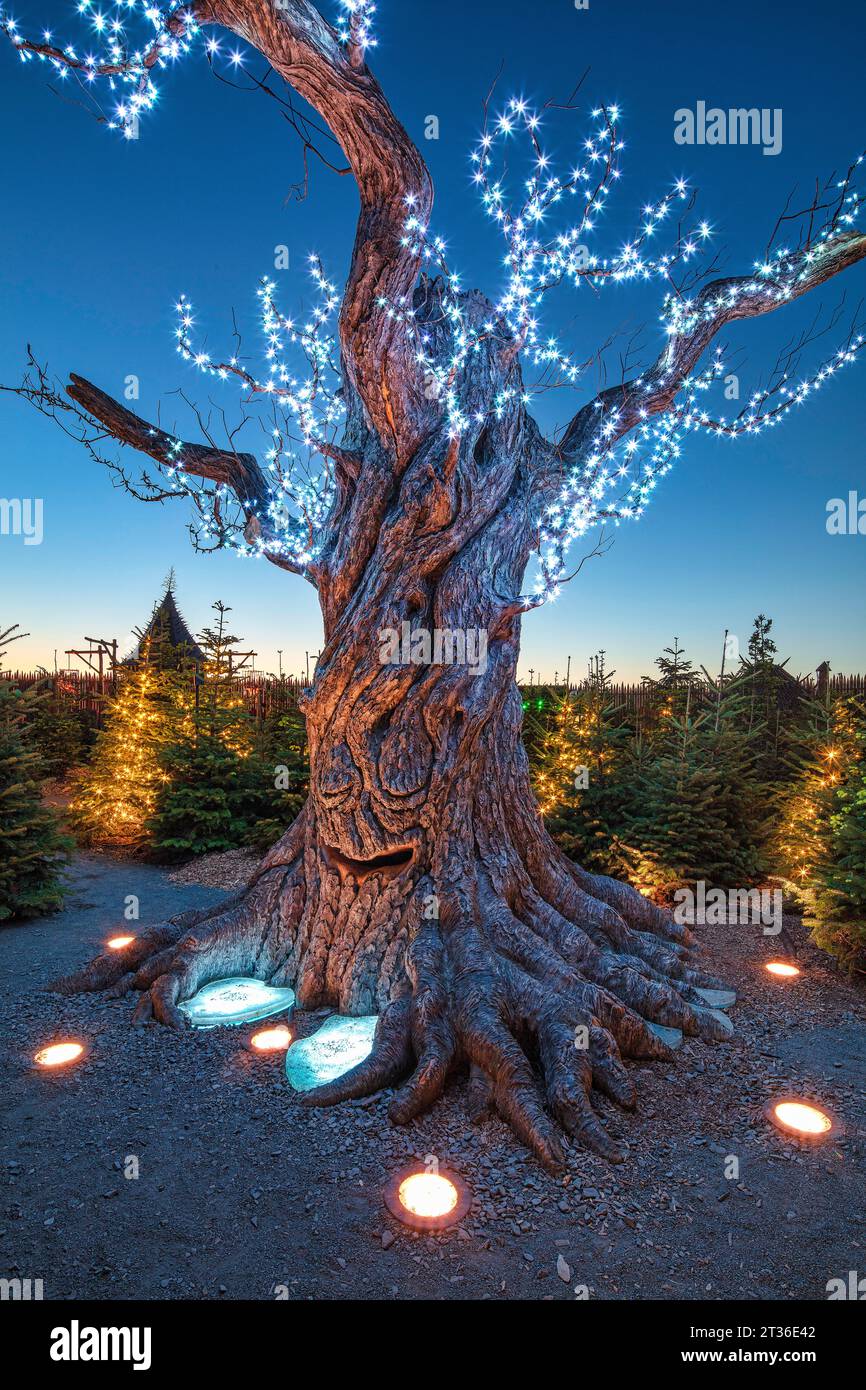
[1,0,864,681]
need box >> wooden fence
[540,672,866,714]
[5,667,864,727]
[4,670,306,726]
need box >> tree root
[51,823,733,1174]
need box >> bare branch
[555,229,866,463]
[1,351,310,575]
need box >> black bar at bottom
[3,1296,861,1374]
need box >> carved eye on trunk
[378,722,433,796]
[318,743,357,796]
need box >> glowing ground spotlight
[764,1097,838,1142]
[107,935,135,950]
[765,961,800,978]
[285,1014,377,1092]
[384,1168,471,1232]
[250,1025,292,1052]
[178,977,295,1029]
[34,1042,84,1068]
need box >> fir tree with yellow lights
[773,693,848,887]
[533,652,636,876]
[812,697,866,969]
[776,694,866,968]
[69,635,183,849]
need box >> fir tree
[148,602,292,859]
[194,601,254,750]
[534,652,636,876]
[0,624,72,920]
[812,702,866,969]
[251,704,310,849]
[620,671,771,899]
[642,636,696,720]
[70,636,182,848]
[739,614,789,776]
[748,612,777,667]
[772,691,841,887]
[776,693,866,968]
[146,730,269,860]
[28,680,89,777]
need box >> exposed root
[302,883,730,1173]
[51,814,734,1174]
[50,864,304,1026]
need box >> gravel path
[2,854,865,1301]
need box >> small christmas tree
[642,635,697,721]
[772,689,845,884]
[620,669,771,899]
[70,635,182,848]
[534,652,636,876]
[0,625,72,920]
[147,730,268,859]
[251,703,310,849]
[148,602,295,859]
[748,612,777,666]
[812,708,866,969]
[737,614,798,783]
[28,680,89,778]
[776,693,866,968]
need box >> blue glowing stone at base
[178,977,295,1029]
[285,1014,378,1092]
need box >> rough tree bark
[23,0,865,1169]
[59,278,737,1169]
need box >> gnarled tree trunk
[15,0,863,1168]
[58,284,733,1170]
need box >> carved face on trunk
[304,358,537,871]
[306,619,496,868]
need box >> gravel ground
[2,854,865,1302]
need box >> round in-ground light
[250,1025,292,1052]
[764,1096,838,1141]
[383,1168,471,1231]
[764,961,800,978]
[34,1042,84,1068]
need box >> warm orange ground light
[774,1101,832,1135]
[250,1026,292,1051]
[397,1172,459,1219]
[34,1042,84,1067]
[107,935,135,950]
[765,961,800,977]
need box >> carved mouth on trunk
[322,843,416,883]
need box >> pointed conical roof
[124,582,205,664]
